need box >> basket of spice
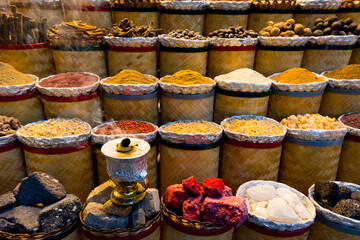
[0,63,45,125]
[338,1,360,25]
[104,18,161,77]
[16,118,95,202]
[207,26,258,78]
[36,72,102,128]
[162,176,248,239]
[0,10,55,79]
[268,68,328,121]
[0,116,26,194]
[204,0,251,36]
[159,121,222,194]
[0,172,82,240]
[160,70,215,123]
[320,65,360,117]
[278,114,347,195]
[220,116,286,192]
[307,181,360,239]
[48,21,108,79]
[63,0,112,29]
[91,120,159,187]
[235,180,315,240]
[101,69,159,124]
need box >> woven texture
[220,142,282,194]
[214,93,269,124]
[42,97,102,128]
[160,144,220,194]
[278,142,342,195]
[254,49,304,77]
[234,224,309,240]
[207,49,255,78]
[16,7,64,27]
[337,139,360,184]
[307,220,359,240]
[113,11,159,28]
[205,13,249,36]
[0,146,26,195]
[62,226,80,240]
[301,49,353,74]
[160,51,208,77]
[160,13,204,34]
[52,49,108,78]
[350,47,360,64]
[104,96,158,125]
[268,94,322,122]
[160,95,214,124]
[0,96,45,125]
[0,47,56,79]
[320,91,360,118]
[294,13,336,29]
[82,226,160,240]
[107,50,157,76]
[247,13,293,32]
[65,10,112,28]
[24,146,95,203]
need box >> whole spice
[310,17,358,36]
[94,120,156,135]
[272,68,325,84]
[341,0,360,9]
[259,19,311,37]
[161,70,214,86]
[208,26,257,38]
[0,116,21,136]
[341,113,360,129]
[223,118,285,136]
[165,29,206,40]
[104,69,156,85]
[280,114,345,130]
[0,62,34,86]
[251,0,296,9]
[162,121,221,134]
[105,18,161,38]
[323,64,360,80]
[39,73,98,88]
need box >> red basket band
[345,134,360,143]
[224,136,284,149]
[64,5,111,11]
[41,91,99,103]
[244,221,312,237]
[0,41,50,50]
[0,141,20,153]
[107,46,157,52]
[23,141,89,155]
[210,45,257,51]
[0,92,37,102]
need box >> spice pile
[341,112,360,129]
[162,121,220,134]
[161,70,214,86]
[208,26,257,38]
[39,73,98,88]
[0,63,34,86]
[259,19,311,37]
[323,64,360,79]
[94,120,156,135]
[251,0,296,9]
[18,119,90,138]
[104,70,156,85]
[215,69,271,85]
[164,29,206,40]
[164,176,248,227]
[0,116,21,136]
[314,181,360,220]
[272,68,325,84]
[105,18,160,38]
[223,118,285,136]
[310,17,360,36]
[280,114,345,130]
[341,0,360,8]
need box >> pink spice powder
[39,72,98,88]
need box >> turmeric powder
[323,64,360,80]
[272,68,325,84]
[161,70,214,86]
[104,69,156,85]
[0,62,34,86]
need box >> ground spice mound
[161,70,214,86]
[272,68,325,84]
[94,120,156,135]
[324,65,360,80]
[341,113,360,129]
[0,63,34,86]
[39,73,98,88]
[223,119,284,136]
[104,70,155,85]
[0,116,21,136]
[162,121,220,134]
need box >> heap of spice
[208,26,258,38]
[223,118,285,136]
[272,68,325,84]
[18,119,90,138]
[251,0,296,9]
[161,70,214,86]
[341,0,360,9]
[323,64,360,80]
[281,114,345,130]
[341,112,360,129]
[165,29,206,40]
[104,70,156,85]
[0,63,34,86]
[162,121,221,134]
[259,19,312,37]
[105,18,161,38]
[216,69,271,85]
[94,120,156,135]
[39,73,98,88]
[310,17,360,36]
[0,116,21,136]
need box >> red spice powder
[39,72,98,88]
[94,120,156,135]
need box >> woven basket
[293,12,337,28]
[307,220,359,240]
[160,13,204,34]
[319,90,360,118]
[64,6,112,28]
[350,47,360,64]
[247,12,294,33]
[112,8,159,27]
[338,11,360,25]
[15,7,64,27]
[204,13,249,36]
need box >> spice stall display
[16,118,95,202]
[48,21,108,78]
[278,114,347,195]
[0,116,26,194]
[220,116,286,192]
[338,0,360,25]
[207,27,258,79]
[159,121,222,194]
[160,70,215,123]
[36,72,103,127]
[268,68,327,121]
[101,70,159,124]
[0,63,45,125]
[214,69,271,123]
[307,181,360,239]
[162,177,248,240]
[235,180,315,240]
[104,18,161,77]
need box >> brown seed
[270,27,281,36]
[294,24,304,35]
[284,30,295,37]
[274,23,284,31]
[303,28,312,36]
[286,19,296,26]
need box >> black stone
[0,192,17,212]
[314,181,340,204]
[0,206,41,233]
[332,199,360,220]
[130,208,145,227]
[0,219,15,232]
[339,186,352,199]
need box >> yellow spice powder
[223,119,284,136]
[163,121,220,134]
[0,62,34,86]
[104,69,156,85]
[161,70,214,86]
[272,68,324,84]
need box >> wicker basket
[293,10,337,28]
[112,6,159,27]
[64,5,112,28]
[338,9,360,25]
[307,220,360,240]
[350,46,360,64]
[247,12,294,33]
[14,5,64,27]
